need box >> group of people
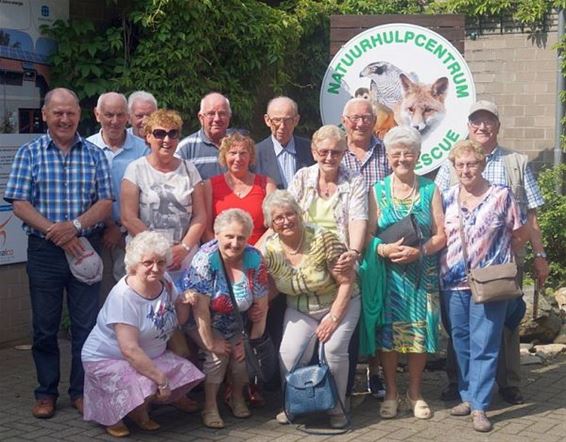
[4,85,550,437]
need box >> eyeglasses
[267,116,296,126]
[141,259,167,268]
[454,161,481,170]
[469,117,497,128]
[344,114,374,124]
[151,129,179,140]
[202,111,229,120]
[388,151,417,160]
[272,212,298,226]
[316,148,344,158]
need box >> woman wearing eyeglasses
[81,231,204,437]
[440,140,527,432]
[121,109,206,288]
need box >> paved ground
[1,340,565,441]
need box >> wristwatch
[72,218,82,232]
[534,252,547,259]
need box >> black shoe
[440,383,460,401]
[499,387,524,405]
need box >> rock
[519,286,562,343]
[520,353,544,365]
[554,323,566,344]
[533,343,566,360]
[554,287,566,318]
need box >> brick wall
[464,31,559,170]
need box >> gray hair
[127,91,158,112]
[97,92,127,110]
[266,96,298,115]
[43,88,80,109]
[311,124,347,151]
[383,126,422,153]
[262,190,303,226]
[199,92,232,116]
[124,231,172,274]
[214,208,253,238]
[342,97,375,117]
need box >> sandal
[471,411,493,432]
[105,420,130,438]
[171,396,201,413]
[127,407,160,431]
[406,393,432,419]
[201,408,225,429]
[226,396,251,418]
[450,401,471,416]
[379,395,399,419]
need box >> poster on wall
[320,23,476,175]
[0,134,38,264]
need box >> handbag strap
[218,251,248,339]
[456,194,471,274]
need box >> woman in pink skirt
[81,231,204,437]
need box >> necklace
[319,181,335,198]
[391,174,417,218]
[226,172,250,197]
[281,230,305,256]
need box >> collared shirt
[4,133,113,237]
[341,136,391,191]
[87,129,148,221]
[435,145,544,221]
[273,135,296,188]
[175,128,226,179]
[288,163,368,245]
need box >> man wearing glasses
[176,92,235,179]
[341,98,391,190]
[435,100,549,406]
[87,92,148,298]
[255,96,314,189]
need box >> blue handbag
[284,338,337,416]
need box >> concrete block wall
[0,264,31,346]
[464,31,559,170]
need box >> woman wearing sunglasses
[121,109,206,288]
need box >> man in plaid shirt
[435,100,549,406]
[4,88,113,419]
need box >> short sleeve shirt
[123,157,202,244]
[182,240,268,339]
[81,275,179,362]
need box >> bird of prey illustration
[359,61,418,111]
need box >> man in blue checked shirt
[4,88,113,419]
[435,100,550,406]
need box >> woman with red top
[203,132,276,245]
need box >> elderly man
[176,92,234,179]
[341,98,391,189]
[255,96,314,189]
[127,90,157,138]
[4,88,113,418]
[435,100,549,405]
[87,92,148,297]
[340,97,390,400]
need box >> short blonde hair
[448,139,486,165]
[311,125,347,151]
[143,109,182,135]
[124,231,172,274]
[218,132,256,167]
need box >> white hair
[266,96,298,115]
[383,126,422,153]
[342,97,375,117]
[96,92,127,110]
[124,231,171,274]
[262,190,303,226]
[127,91,158,113]
[213,208,253,237]
[199,92,232,115]
[311,124,346,151]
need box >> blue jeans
[27,235,101,400]
[441,289,508,411]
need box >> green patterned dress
[374,175,439,353]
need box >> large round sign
[320,23,476,174]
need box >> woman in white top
[81,231,204,437]
[121,109,206,287]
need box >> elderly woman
[121,109,206,287]
[262,190,360,429]
[440,140,527,432]
[182,208,269,429]
[203,132,276,245]
[363,126,446,420]
[81,231,204,437]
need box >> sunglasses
[152,129,179,140]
